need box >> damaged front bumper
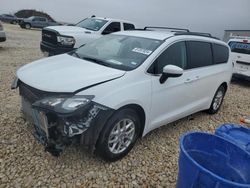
[21,96,114,157]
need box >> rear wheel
[96,108,141,161]
[25,23,31,29]
[207,85,226,114]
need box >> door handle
[184,76,200,83]
[184,78,193,83]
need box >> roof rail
[144,27,189,32]
[174,32,219,40]
[131,27,219,40]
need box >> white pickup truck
[40,16,135,56]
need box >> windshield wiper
[82,26,96,31]
[70,51,81,58]
[82,56,111,67]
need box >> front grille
[42,29,58,45]
[236,61,250,66]
[20,83,45,103]
[21,97,34,123]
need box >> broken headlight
[62,97,90,111]
[33,95,94,114]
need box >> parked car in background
[13,28,232,161]
[19,16,60,29]
[0,14,18,24]
[40,16,135,56]
[0,21,6,42]
[228,36,250,80]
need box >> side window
[187,41,213,69]
[33,18,39,21]
[213,44,229,64]
[102,22,121,35]
[123,23,135,30]
[148,41,187,74]
[40,18,46,22]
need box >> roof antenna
[91,15,96,18]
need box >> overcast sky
[1,0,250,38]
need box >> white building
[223,30,250,42]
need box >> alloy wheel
[213,90,223,110]
[108,118,135,154]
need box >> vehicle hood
[17,54,126,93]
[46,26,94,35]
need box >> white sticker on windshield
[132,48,152,55]
[107,59,123,65]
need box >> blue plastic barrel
[177,132,250,188]
[216,124,250,154]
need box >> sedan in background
[0,14,18,24]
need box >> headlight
[62,98,90,111]
[34,95,94,113]
[40,98,65,107]
[57,36,75,46]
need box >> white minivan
[228,36,250,80]
[13,28,232,161]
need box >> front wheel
[207,85,226,114]
[96,108,141,161]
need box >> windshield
[228,41,250,55]
[27,16,35,20]
[76,18,108,31]
[72,34,163,71]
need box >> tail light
[243,39,248,43]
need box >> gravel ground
[0,23,250,187]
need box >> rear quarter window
[187,41,213,69]
[123,23,135,30]
[213,44,229,64]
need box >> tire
[25,23,31,29]
[11,20,17,24]
[207,85,226,114]
[96,108,141,161]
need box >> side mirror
[159,65,183,84]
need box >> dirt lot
[0,23,250,187]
